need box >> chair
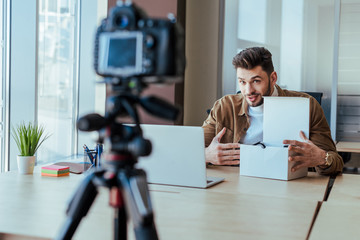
[303,91,323,105]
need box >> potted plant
[11,122,50,174]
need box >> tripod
[56,82,179,240]
[55,155,158,240]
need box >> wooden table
[148,166,330,202]
[0,166,328,240]
[326,173,360,203]
[150,188,318,240]
[0,170,113,240]
[336,141,360,153]
[308,173,360,239]
[207,166,330,201]
[309,201,360,240]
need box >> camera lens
[115,15,130,29]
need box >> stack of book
[41,164,70,177]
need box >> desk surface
[207,166,329,201]
[149,166,330,201]
[151,187,317,240]
[309,173,360,239]
[0,166,327,240]
[336,141,360,153]
[327,173,360,203]
[0,170,112,240]
[309,201,360,240]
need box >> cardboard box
[240,145,308,180]
[239,97,309,181]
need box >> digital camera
[94,1,185,82]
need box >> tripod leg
[118,169,159,240]
[114,206,127,240]
[55,172,99,240]
[110,187,127,240]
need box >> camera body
[94,2,184,81]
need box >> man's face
[237,65,277,107]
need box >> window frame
[1,0,10,172]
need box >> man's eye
[239,81,246,85]
[254,80,261,83]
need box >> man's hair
[232,47,274,76]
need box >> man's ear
[270,71,278,86]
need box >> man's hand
[283,131,327,172]
[205,127,240,165]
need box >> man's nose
[244,83,254,95]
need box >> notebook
[137,124,224,188]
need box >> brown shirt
[202,85,343,175]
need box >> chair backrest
[303,91,323,105]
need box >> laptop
[137,124,224,188]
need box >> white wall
[279,0,304,91]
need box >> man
[202,47,343,175]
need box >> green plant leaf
[11,122,51,156]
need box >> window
[0,0,9,172]
[0,0,4,171]
[37,0,79,163]
[336,0,360,141]
[7,0,105,170]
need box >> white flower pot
[17,156,36,174]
